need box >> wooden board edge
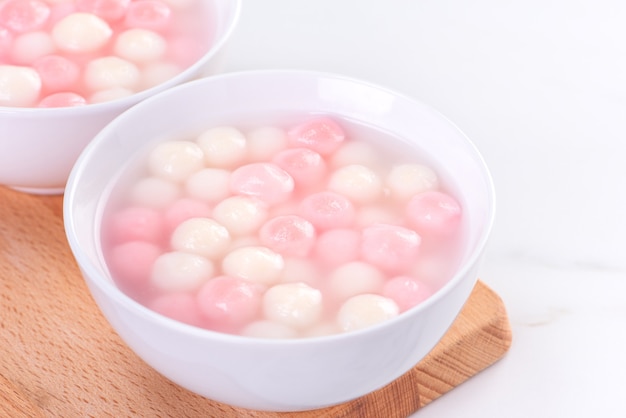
[414,280,512,408]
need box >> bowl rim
[0,0,242,116]
[63,69,496,346]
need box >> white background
[222,1,626,417]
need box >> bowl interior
[66,70,494,290]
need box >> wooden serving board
[0,187,512,418]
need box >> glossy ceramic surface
[64,70,495,411]
[0,0,241,194]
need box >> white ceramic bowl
[64,70,495,412]
[0,0,241,194]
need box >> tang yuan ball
[328,261,385,301]
[298,191,355,230]
[360,224,421,272]
[259,215,316,257]
[304,321,342,338]
[170,217,231,260]
[0,0,50,33]
[129,176,180,209]
[241,320,298,339]
[330,140,381,169]
[328,261,385,302]
[279,257,321,287]
[52,12,112,53]
[163,198,211,232]
[76,0,130,22]
[406,191,462,235]
[272,147,327,190]
[0,26,12,58]
[140,61,181,90]
[328,164,383,204]
[355,206,399,228]
[222,246,284,285]
[276,153,325,187]
[314,228,360,267]
[0,65,41,107]
[212,196,268,236]
[246,126,288,162]
[148,140,204,183]
[114,28,167,63]
[288,117,345,156]
[151,251,214,292]
[38,92,87,107]
[382,276,433,313]
[108,240,161,289]
[10,31,54,65]
[48,2,76,25]
[107,206,164,244]
[227,236,261,251]
[125,0,171,31]
[262,282,323,329]
[337,294,399,332]
[229,163,294,205]
[387,164,439,201]
[196,276,264,329]
[185,168,231,203]
[84,56,140,91]
[150,292,204,327]
[197,126,247,169]
[270,200,300,218]
[33,55,80,93]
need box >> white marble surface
[222,1,626,416]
